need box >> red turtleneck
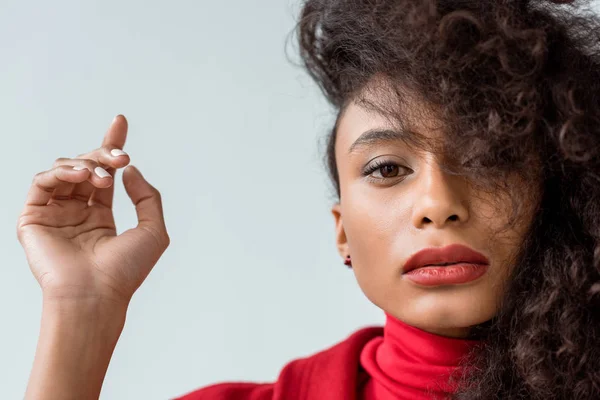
[174,312,483,400]
[358,312,482,400]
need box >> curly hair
[291,0,600,398]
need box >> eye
[362,159,411,182]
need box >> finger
[102,114,128,150]
[113,165,169,284]
[90,115,129,208]
[73,146,130,171]
[55,141,130,204]
[49,159,114,204]
[26,166,92,206]
[51,158,114,186]
[122,165,168,238]
[50,177,76,201]
[71,165,113,205]
[97,114,129,179]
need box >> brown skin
[331,97,539,339]
[17,115,170,399]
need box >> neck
[391,316,495,340]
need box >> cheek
[343,191,413,268]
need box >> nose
[410,158,469,229]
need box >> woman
[17,0,600,398]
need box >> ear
[331,202,348,259]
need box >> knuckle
[72,159,98,171]
[148,185,162,198]
[52,156,99,170]
[142,225,169,249]
[32,170,51,185]
[15,218,23,241]
[80,159,98,168]
[16,215,27,232]
[90,146,114,161]
[32,171,44,182]
[157,230,170,248]
[16,213,35,239]
[53,157,69,167]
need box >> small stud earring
[344,255,352,268]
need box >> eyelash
[362,159,411,182]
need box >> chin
[386,290,499,332]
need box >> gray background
[1,0,384,398]
[4,1,598,399]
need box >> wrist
[42,295,128,336]
[25,296,129,399]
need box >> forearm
[25,298,128,400]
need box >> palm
[17,116,169,305]
[19,200,120,298]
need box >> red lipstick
[402,244,490,286]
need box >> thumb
[122,165,169,245]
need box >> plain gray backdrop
[1,0,384,399]
[4,1,599,399]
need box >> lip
[402,244,490,274]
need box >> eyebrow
[347,128,410,155]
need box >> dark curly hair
[290,0,600,398]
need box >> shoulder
[172,326,383,400]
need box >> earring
[344,254,352,268]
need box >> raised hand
[16,115,170,307]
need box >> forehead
[336,101,393,154]
[335,95,443,160]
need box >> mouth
[402,244,490,274]
[425,262,458,267]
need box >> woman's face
[332,98,540,338]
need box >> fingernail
[94,166,111,178]
[73,166,87,171]
[110,149,128,157]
